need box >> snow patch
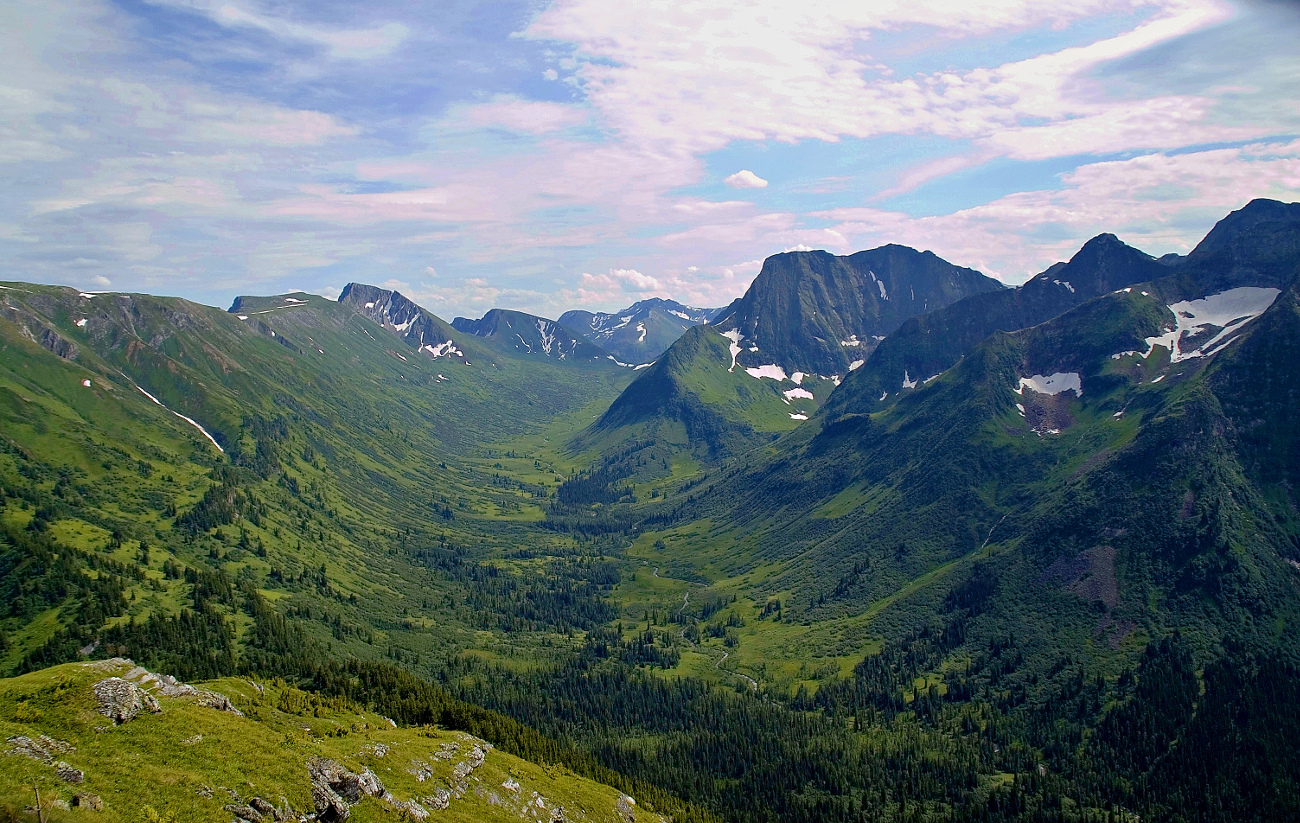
[365,301,375,308]
[75,318,87,327]
[283,296,305,303]
[879,391,888,401]
[745,364,787,381]
[237,315,249,321]
[877,279,888,300]
[1016,372,1082,396]
[1015,403,1025,416]
[923,373,940,384]
[1150,374,1165,383]
[131,383,223,452]
[420,341,463,359]
[840,336,862,347]
[393,319,412,333]
[636,322,646,343]
[790,371,805,385]
[720,329,743,372]
[1053,279,1075,293]
[849,359,865,371]
[1143,287,1281,363]
[789,412,809,420]
[902,371,917,390]
[668,310,691,320]
[81,379,91,387]
[784,387,814,400]
[633,363,653,370]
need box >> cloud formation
[725,170,768,189]
[0,0,1296,318]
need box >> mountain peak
[710,244,1003,375]
[453,308,612,363]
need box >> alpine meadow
[3,2,1300,822]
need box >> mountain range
[559,298,722,364]
[1,200,1298,823]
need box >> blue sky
[2,0,1299,318]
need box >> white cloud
[813,140,1300,283]
[724,170,768,189]
[143,0,409,60]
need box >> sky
[2,0,1299,319]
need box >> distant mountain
[336,282,470,362]
[823,199,1300,420]
[452,308,611,363]
[559,298,722,364]
[712,245,1004,377]
[662,222,1300,746]
[579,245,1003,459]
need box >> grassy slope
[0,661,659,823]
[600,281,1300,695]
[0,282,634,675]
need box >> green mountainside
[0,660,665,822]
[451,309,613,364]
[2,201,1300,823]
[559,299,721,365]
[580,245,1002,463]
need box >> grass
[0,661,659,823]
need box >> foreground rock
[92,677,161,723]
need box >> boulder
[72,793,103,810]
[308,757,362,822]
[223,802,263,823]
[195,689,244,716]
[55,762,85,783]
[357,768,385,797]
[92,677,160,723]
[311,782,349,823]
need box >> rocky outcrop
[55,762,85,783]
[92,677,161,723]
[5,734,74,764]
[306,757,389,822]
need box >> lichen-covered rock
[308,757,363,822]
[223,802,263,822]
[72,793,103,810]
[357,768,385,797]
[311,782,350,823]
[5,734,74,764]
[54,762,85,783]
[92,677,160,723]
[425,789,451,811]
[195,689,244,716]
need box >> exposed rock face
[92,677,161,723]
[195,689,244,716]
[55,762,85,783]
[5,734,74,764]
[72,793,103,810]
[307,757,367,822]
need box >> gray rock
[92,677,161,723]
[223,802,263,823]
[72,793,103,810]
[310,782,349,823]
[357,768,385,797]
[308,757,362,822]
[55,761,85,783]
[5,735,65,764]
[196,689,244,716]
[425,789,451,811]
